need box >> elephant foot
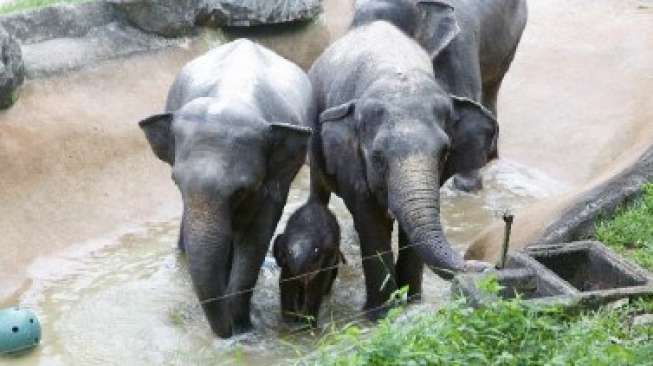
[406,291,422,303]
[364,303,392,322]
[453,171,483,192]
[208,322,233,339]
[232,318,253,335]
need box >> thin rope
[199,239,448,305]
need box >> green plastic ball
[0,308,41,354]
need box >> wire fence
[198,208,512,309]
[199,239,447,307]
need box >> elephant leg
[482,79,501,117]
[436,47,486,192]
[351,202,395,320]
[395,226,424,302]
[177,216,186,253]
[309,153,332,205]
[324,266,338,295]
[304,275,329,328]
[279,273,302,323]
[481,44,520,160]
[228,202,285,334]
[453,170,484,192]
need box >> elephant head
[319,74,497,277]
[139,98,311,337]
[415,0,502,192]
[351,1,499,192]
[414,0,461,60]
[351,0,461,56]
[351,0,420,36]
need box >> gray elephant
[273,201,343,327]
[353,0,528,191]
[308,21,495,319]
[138,39,314,338]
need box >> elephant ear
[445,96,499,176]
[273,234,287,267]
[319,100,369,196]
[415,0,461,59]
[266,123,312,194]
[320,100,356,123]
[320,101,357,175]
[139,113,175,165]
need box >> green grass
[596,183,653,271]
[311,281,653,366]
[0,0,89,15]
[307,185,653,365]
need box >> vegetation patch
[0,0,88,15]
[596,183,653,271]
[311,280,653,365]
[307,184,653,365]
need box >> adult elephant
[309,21,496,318]
[353,0,528,191]
[138,39,313,338]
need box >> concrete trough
[453,241,653,309]
[526,241,653,307]
[452,252,578,308]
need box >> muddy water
[1,0,650,364]
[8,162,554,366]
[466,0,653,260]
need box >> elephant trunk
[183,200,234,338]
[388,157,465,278]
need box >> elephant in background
[308,21,495,319]
[139,39,314,338]
[353,0,528,191]
[273,201,343,327]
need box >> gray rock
[109,0,322,37]
[21,22,181,78]
[0,25,24,109]
[633,314,653,327]
[0,2,115,44]
[197,0,322,27]
[109,0,200,37]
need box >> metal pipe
[498,212,515,269]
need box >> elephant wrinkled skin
[139,39,314,338]
[308,22,495,318]
[273,201,343,327]
[352,0,528,191]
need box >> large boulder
[0,25,25,109]
[196,0,322,27]
[110,0,322,37]
[109,0,200,37]
[0,2,116,44]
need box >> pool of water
[9,160,563,366]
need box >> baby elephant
[273,202,344,327]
